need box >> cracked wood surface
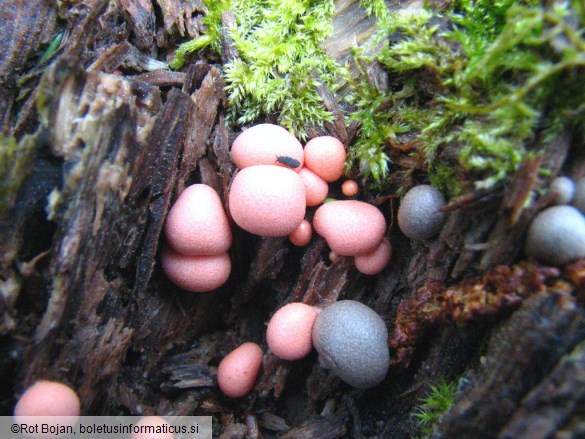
[1,0,585,437]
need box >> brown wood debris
[563,259,585,302]
[0,0,57,136]
[280,412,347,439]
[2,0,585,437]
[1,29,227,410]
[497,338,585,439]
[390,262,568,368]
[437,290,585,438]
[118,0,155,51]
[156,0,205,38]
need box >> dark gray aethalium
[312,300,389,389]
[397,184,446,240]
[525,205,585,265]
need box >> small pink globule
[14,380,80,438]
[341,180,359,197]
[354,238,392,275]
[298,168,328,207]
[313,200,386,256]
[266,303,318,360]
[231,124,304,171]
[329,250,340,262]
[303,136,346,182]
[228,165,306,237]
[131,416,174,439]
[14,381,80,418]
[164,184,232,256]
[288,220,312,247]
[217,342,263,398]
[160,246,231,293]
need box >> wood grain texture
[1,1,584,437]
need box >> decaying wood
[117,0,155,52]
[220,12,239,65]
[498,338,585,439]
[438,291,585,438]
[9,54,226,414]
[390,262,566,368]
[279,415,347,439]
[0,0,57,136]
[2,0,585,437]
[156,0,205,38]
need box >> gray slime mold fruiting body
[549,176,575,205]
[397,184,446,240]
[525,205,585,265]
[312,300,389,389]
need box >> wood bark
[1,0,584,438]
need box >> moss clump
[412,379,458,437]
[349,0,585,193]
[170,0,346,140]
[171,0,585,191]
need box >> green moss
[168,35,213,70]
[171,0,585,191]
[349,0,585,192]
[412,379,458,437]
[170,0,346,140]
[346,7,447,183]
[428,163,465,197]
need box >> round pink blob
[231,124,304,171]
[217,342,263,398]
[313,200,386,256]
[298,168,329,207]
[342,180,359,197]
[161,246,231,293]
[288,220,312,247]
[303,136,346,182]
[132,416,174,439]
[165,184,232,256]
[228,165,306,237]
[354,238,392,275]
[266,303,317,360]
[14,381,80,417]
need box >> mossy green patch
[412,379,458,437]
[171,0,585,192]
[171,0,346,140]
[349,0,585,193]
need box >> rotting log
[438,290,585,439]
[9,55,228,414]
[1,0,585,438]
